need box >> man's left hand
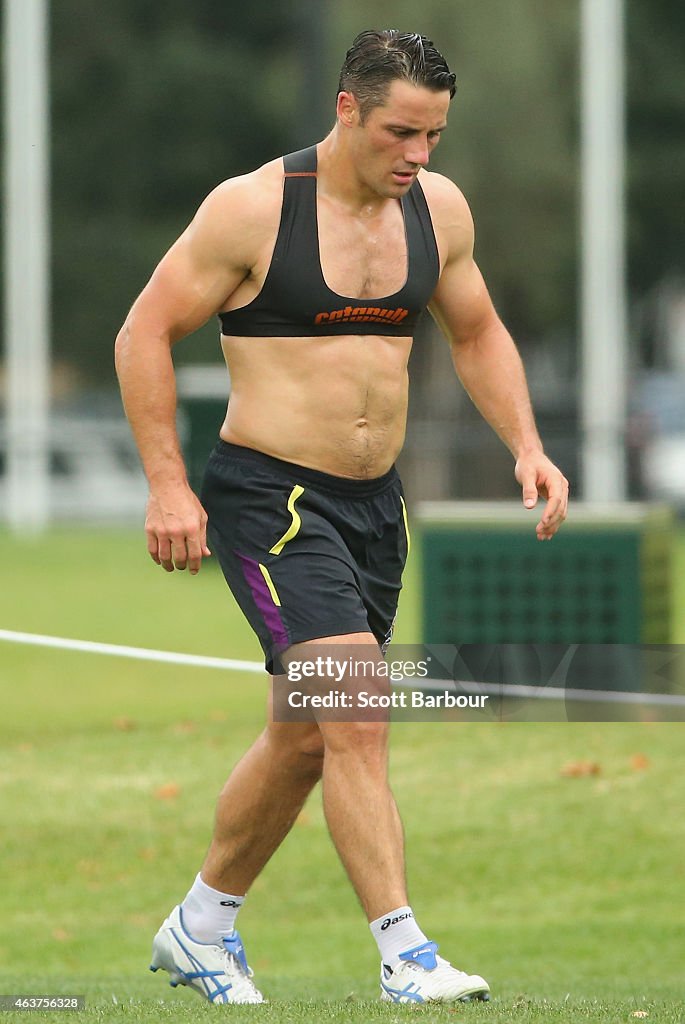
[515,451,569,540]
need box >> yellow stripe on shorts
[269,484,305,555]
[400,495,411,554]
[258,563,281,607]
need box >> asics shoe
[380,941,490,1004]
[149,905,264,1004]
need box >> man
[115,29,568,1005]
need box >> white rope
[0,628,263,674]
[412,676,685,707]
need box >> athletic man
[115,30,568,1005]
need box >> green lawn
[0,528,684,1023]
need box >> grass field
[1,528,684,1023]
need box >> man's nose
[404,138,430,167]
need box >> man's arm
[114,177,259,573]
[426,175,569,540]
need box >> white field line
[1,628,685,707]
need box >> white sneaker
[150,905,264,1004]
[380,941,490,1004]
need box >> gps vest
[218,145,440,339]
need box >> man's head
[337,30,456,124]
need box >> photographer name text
[286,689,489,709]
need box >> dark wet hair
[338,30,457,121]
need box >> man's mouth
[392,170,415,184]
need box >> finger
[157,535,174,572]
[186,535,204,575]
[199,516,211,559]
[170,536,189,571]
[536,521,556,541]
[146,530,161,565]
[544,477,565,524]
[536,490,568,540]
[540,494,562,528]
[521,478,539,509]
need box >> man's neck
[316,130,391,216]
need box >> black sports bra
[218,145,440,338]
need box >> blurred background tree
[50,0,299,375]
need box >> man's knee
[319,719,390,759]
[266,722,325,775]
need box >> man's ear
[336,91,359,127]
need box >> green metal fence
[416,502,674,646]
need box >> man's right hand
[145,484,211,575]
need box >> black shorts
[201,441,410,673]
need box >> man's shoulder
[181,157,288,269]
[417,170,475,260]
[202,156,285,225]
[417,169,472,222]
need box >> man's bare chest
[316,199,408,300]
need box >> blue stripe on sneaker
[169,928,233,1001]
[381,979,425,1004]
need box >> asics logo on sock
[219,900,241,907]
[381,911,414,931]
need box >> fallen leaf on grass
[113,716,136,731]
[560,760,601,777]
[154,782,181,800]
[630,753,650,771]
[172,720,197,735]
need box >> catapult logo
[314,305,409,326]
[381,911,414,931]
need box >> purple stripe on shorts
[235,551,289,649]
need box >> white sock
[370,905,430,968]
[180,872,245,944]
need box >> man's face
[342,79,451,199]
